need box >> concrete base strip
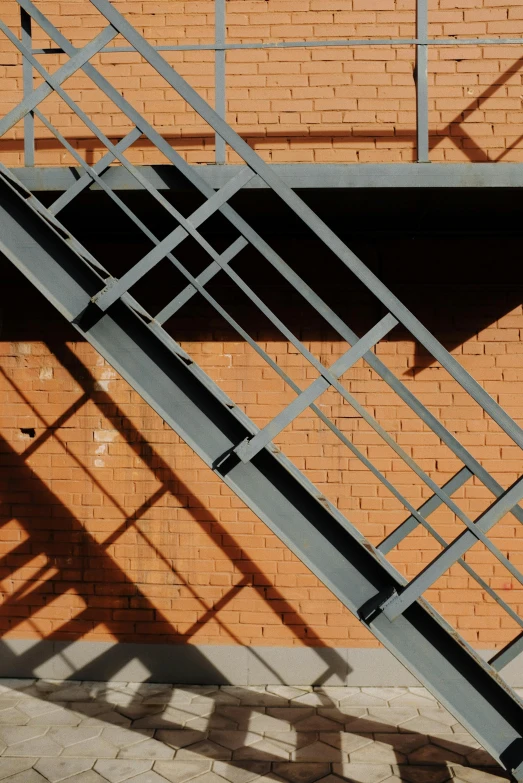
[0,640,520,686]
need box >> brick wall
[1,0,523,164]
[1,246,523,654]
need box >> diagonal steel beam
[89,0,523,455]
[13,0,523,540]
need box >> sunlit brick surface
[1,0,523,163]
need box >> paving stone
[248,715,293,733]
[292,716,340,732]
[176,740,232,760]
[332,762,392,783]
[133,710,194,730]
[61,772,108,783]
[34,757,94,782]
[48,727,102,747]
[115,705,164,721]
[0,703,21,713]
[0,710,28,726]
[396,718,453,735]
[373,734,428,754]
[80,711,131,728]
[155,731,206,750]
[291,694,334,708]
[316,732,370,754]
[214,708,251,727]
[101,726,153,748]
[368,707,419,726]
[448,767,509,783]
[430,735,479,753]
[417,709,455,727]
[212,761,271,783]
[173,704,214,719]
[393,765,451,783]
[273,762,330,783]
[5,735,62,758]
[17,699,61,718]
[292,740,342,761]
[362,689,409,703]
[0,758,37,780]
[61,736,118,758]
[389,697,437,711]
[152,760,212,783]
[232,739,290,761]
[220,688,283,707]
[48,687,92,703]
[267,687,310,701]
[0,770,48,783]
[30,709,83,727]
[188,715,237,732]
[343,694,388,707]
[0,726,47,745]
[465,749,498,767]
[170,773,226,783]
[264,731,317,750]
[118,738,174,760]
[70,704,109,719]
[318,688,361,703]
[350,742,405,765]
[209,731,262,751]
[94,758,153,782]
[316,708,354,725]
[266,708,315,724]
[408,744,464,766]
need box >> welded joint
[358,586,399,624]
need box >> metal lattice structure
[1,0,523,778]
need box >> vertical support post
[20,8,35,167]
[415,0,429,163]
[215,0,226,164]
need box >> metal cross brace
[12,0,523,545]
[0,21,118,138]
[89,0,523,457]
[235,313,398,463]
[382,474,523,621]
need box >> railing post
[214,0,226,164]
[20,7,35,166]
[415,0,429,162]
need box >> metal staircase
[1,0,523,777]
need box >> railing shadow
[0,679,510,781]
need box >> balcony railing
[4,0,523,167]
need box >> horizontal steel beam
[13,164,523,193]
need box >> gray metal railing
[2,0,523,681]
[11,0,523,166]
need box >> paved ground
[0,680,516,783]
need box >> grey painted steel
[215,0,226,164]
[3,2,523,771]
[21,8,34,167]
[15,163,523,191]
[84,0,523,458]
[1,169,523,778]
[49,127,143,215]
[93,167,255,311]
[415,0,429,163]
[9,0,523,544]
[490,633,523,673]
[0,22,118,138]
[28,36,523,53]
[383,475,523,622]
[378,467,473,555]
[236,314,398,462]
